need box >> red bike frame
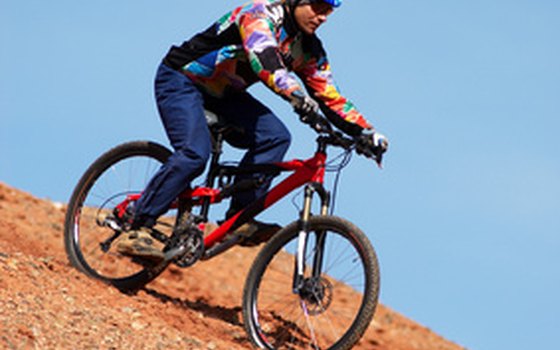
[115,150,327,250]
[204,151,326,247]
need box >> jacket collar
[282,3,300,37]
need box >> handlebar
[299,110,385,167]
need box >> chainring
[164,226,204,268]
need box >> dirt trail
[0,182,465,349]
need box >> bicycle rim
[244,216,379,350]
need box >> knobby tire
[64,141,174,292]
[242,215,380,350]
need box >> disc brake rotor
[300,277,334,315]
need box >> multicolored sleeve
[298,55,373,133]
[237,5,306,102]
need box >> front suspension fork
[293,182,330,293]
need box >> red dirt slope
[0,182,465,349]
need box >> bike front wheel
[64,141,175,291]
[242,216,380,350]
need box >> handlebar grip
[355,138,386,167]
[299,110,384,167]
[299,110,332,133]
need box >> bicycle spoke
[66,144,174,284]
[300,299,320,349]
[259,291,297,313]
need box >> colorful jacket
[163,0,372,135]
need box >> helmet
[286,0,342,8]
[321,0,342,7]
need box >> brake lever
[355,141,384,169]
[374,151,384,169]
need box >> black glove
[290,92,320,119]
[357,131,389,164]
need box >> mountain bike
[64,111,382,350]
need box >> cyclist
[116,0,388,261]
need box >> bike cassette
[164,227,204,268]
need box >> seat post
[207,130,223,187]
[200,130,224,220]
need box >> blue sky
[1,1,559,349]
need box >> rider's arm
[296,46,374,136]
[237,5,306,103]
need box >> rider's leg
[205,91,291,214]
[118,64,210,260]
[204,92,290,245]
[132,63,211,228]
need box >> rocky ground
[0,182,465,349]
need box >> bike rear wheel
[64,141,175,291]
[242,216,380,350]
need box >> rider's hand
[357,131,389,161]
[372,132,389,154]
[290,92,320,119]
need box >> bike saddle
[205,110,245,138]
[204,109,222,127]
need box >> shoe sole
[116,243,165,263]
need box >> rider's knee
[172,147,210,174]
[273,123,291,148]
[275,125,291,153]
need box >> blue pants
[133,63,291,225]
